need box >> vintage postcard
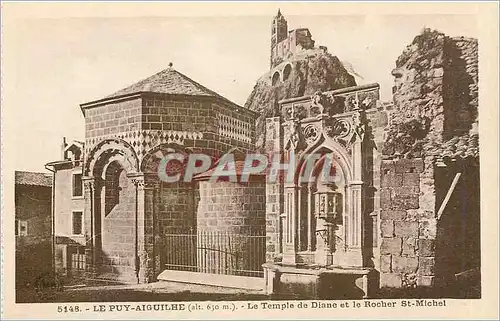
[1,1,498,320]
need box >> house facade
[46,139,86,278]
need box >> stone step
[157,270,265,291]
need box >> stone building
[48,13,480,298]
[74,66,258,284]
[14,171,53,287]
[271,9,316,69]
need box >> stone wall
[98,174,137,281]
[85,98,142,141]
[380,28,479,293]
[196,181,266,234]
[157,182,196,234]
[15,184,53,288]
[85,94,256,162]
[264,117,283,262]
[379,158,436,289]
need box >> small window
[16,220,28,236]
[73,173,83,197]
[72,212,83,235]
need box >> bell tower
[271,9,288,68]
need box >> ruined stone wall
[443,37,479,136]
[379,29,479,292]
[379,158,436,289]
[387,29,478,159]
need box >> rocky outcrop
[245,51,356,149]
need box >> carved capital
[82,177,96,190]
[132,178,145,189]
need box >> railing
[71,253,86,272]
[163,230,266,278]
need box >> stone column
[345,110,365,267]
[131,175,157,284]
[307,186,315,252]
[82,177,96,278]
[282,184,299,265]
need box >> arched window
[283,64,292,81]
[272,71,280,86]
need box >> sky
[3,7,478,173]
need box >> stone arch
[272,71,281,85]
[140,143,191,175]
[283,63,292,81]
[103,160,131,217]
[296,138,353,186]
[85,138,139,177]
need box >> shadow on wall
[434,160,481,299]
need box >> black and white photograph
[1,2,498,320]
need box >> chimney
[62,137,67,160]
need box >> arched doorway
[85,139,140,283]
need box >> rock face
[244,51,356,150]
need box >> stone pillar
[131,175,158,284]
[345,109,365,267]
[82,177,96,278]
[282,184,299,265]
[307,186,315,251]
[265,116,283,263]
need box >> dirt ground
[16,281,269,303]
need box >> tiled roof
[194,160,267,181]
[426,133,479,160]
[15,171,52,187]
[106,67,231,102]
[55,236,82,245]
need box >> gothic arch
[85,138,139,177]
[296,137,353,186]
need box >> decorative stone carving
[303,124,320,145]
[352,110,366,141]
[311,91,325,115]
[284,118,302,151]
[323,111,367,150]
[85,130,203,160]
[347,93,360,111]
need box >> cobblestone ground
[16,281,269,303]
